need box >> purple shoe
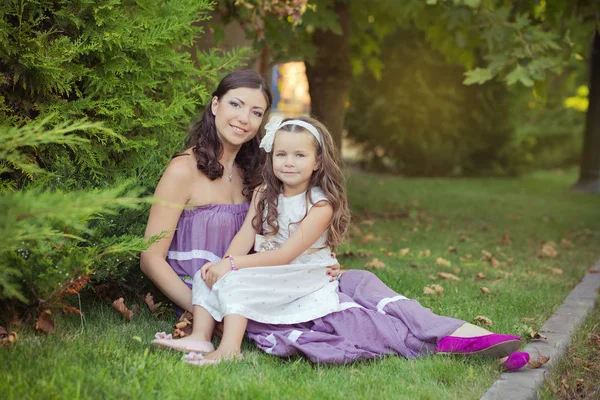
[502,352,530,371]
[435,334,521,358]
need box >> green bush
[345,28,525,177]
[0,0,248,308]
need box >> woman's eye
[253,111,263,117]
[229,101,240,108]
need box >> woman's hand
[200,262,215,280]
[203,259,232,288]
[327,253,342,282]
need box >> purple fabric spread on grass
[246,270,465,364]
[167,202,464,363]
[166,203,250,284]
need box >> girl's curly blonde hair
[252,116,350,249]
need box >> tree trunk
[573,30,600,193]
[304,1,352,152]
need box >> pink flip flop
[502,351,530,371]
[151,332,215,354]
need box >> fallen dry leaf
[499,233,512,245]
[423,284,444,295]
[144,293,163,313]
[528,349,550,368]
[418,249,432,257]
[452,267,462,274]
[544,266,564,275]
[538,243,559,259]
[428,275,437,280]
[475,272,485,280]
[112,297,134,321]
[438,272,460,281]
[447,246,457,253]
[481,250,500,267]
[473,315,493,326]
[560,238,574,248]
[360,233,376,243]
[63,274,90,295]
[480,287,492,295]
[35,309,55,333]
[61,305,82,315]
[436,257,452,267]
[175,318,192,330]
[0,327,17,346]
[399,248,410,256]
[365,258,386,269]
[527,327,548,341]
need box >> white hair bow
[259,116,322,153]
[259,116,283,153]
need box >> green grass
[2,169,600,400]
[537,301,600,399]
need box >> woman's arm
[223,189,262,256]
[140,157,196,312]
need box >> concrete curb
[480,259,600,400]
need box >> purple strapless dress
[166,202,464,363]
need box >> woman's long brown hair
[252,116,350,249]
[185,70,272,199]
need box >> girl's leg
[202,314,248,361]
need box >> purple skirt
[246,270,464,364]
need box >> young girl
[154,116,350,365]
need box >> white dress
[192,187,341,324]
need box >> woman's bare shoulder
[163,149,205,182]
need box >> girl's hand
[204,259,231,288]
[327,253,341,282]
[200,262,215,280]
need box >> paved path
[480,259,600,400]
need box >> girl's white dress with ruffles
[192,187,341,324]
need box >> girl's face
[272,130,319,196]
[211,87,267,148]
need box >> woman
[142,70,528,370]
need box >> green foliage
[0,119,148,303]
[346,29,524,177]
[0,0,248,305]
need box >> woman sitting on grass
[144,95,528,369]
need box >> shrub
[0,0,248,312]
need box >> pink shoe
[502,352,530,371]
[151,332,215,353]
[435,334,521,358]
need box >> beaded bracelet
[227,255,237,271]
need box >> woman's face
[211,87,267,148]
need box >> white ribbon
[259,116,322,152]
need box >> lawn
[2,169,600,400]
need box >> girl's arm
[140,157,195,311]
[233,200,333,268]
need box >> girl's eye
[296,154,305,158]
[253,111,263,117]
[275,153,285,157]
